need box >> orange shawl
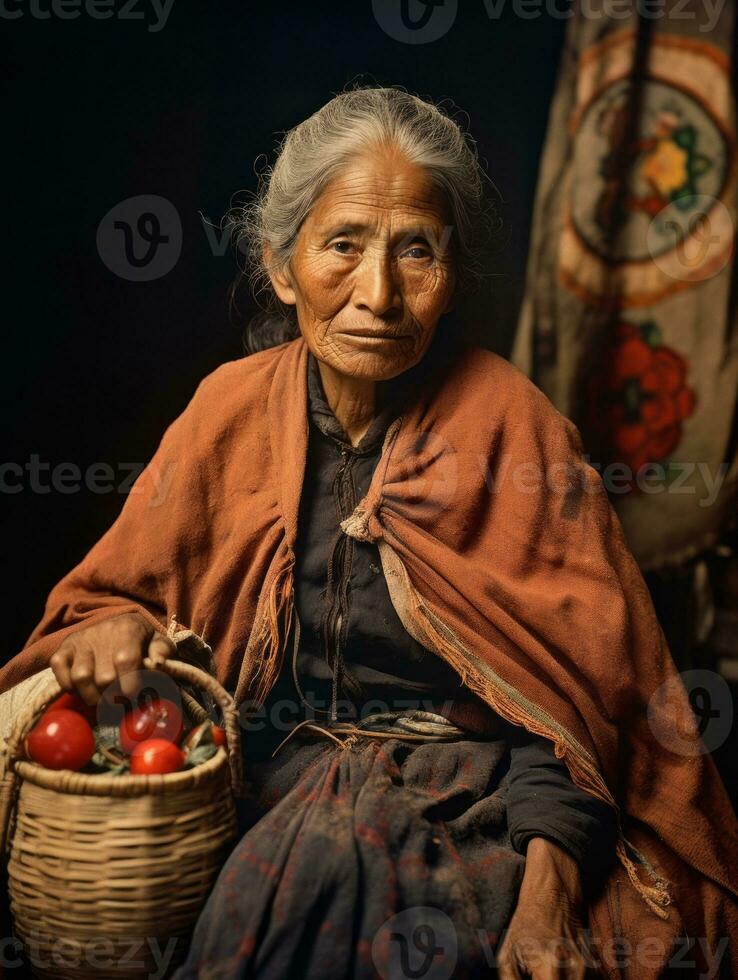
[2,335,736,978]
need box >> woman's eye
[400,245,432,260]
[330,240,355,255]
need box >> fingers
[147,632,175,667]
[48,614,169,706]
[68,647,99,706]
[113,642,146,700]
[543,936,589,980]
[49,642,75,693]
[499,938,588,980]
[114,623,177,697]
[512,942,587,980]
[497,939,526,980]
[497,957,525,980]
[47,616,178,710]
[93,645,118,692]
[532,958,565,980]
[531,952,586,980]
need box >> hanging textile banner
[512,0,738,571]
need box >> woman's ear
[263,244,297,306]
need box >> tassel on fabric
[340,502,377,543]
[615,838,672,920]
[340,418,401,544]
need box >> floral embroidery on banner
[559,32,735,308]
[587,320,697,490]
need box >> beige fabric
[0,669,54,743]
[0,669,55,785]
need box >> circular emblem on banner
[559,33,736,307]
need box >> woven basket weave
[0,656,244,979]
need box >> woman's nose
[352,251,402,318]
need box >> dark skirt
[172,728,525,980]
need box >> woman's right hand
[497,837,593,979]
[49,613,175,705]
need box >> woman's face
[268,147,456,382]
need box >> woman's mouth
[338,329,411,345]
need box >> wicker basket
[0,656,245,979]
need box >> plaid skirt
[172,714,526,980]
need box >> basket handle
[142,656,245,796]
[1,657,245,806]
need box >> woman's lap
[173,733,525,980]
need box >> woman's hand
[49,613,175,705]
[498,837,594,979]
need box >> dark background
[2,2,566,658]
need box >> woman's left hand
[497,837,595,979]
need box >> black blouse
[248,349,617,893]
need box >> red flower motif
[588,321,696,480]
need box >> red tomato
[211,725,227,748]
[119,698,183,754]
[130,739,184,775]
[48,691,98,725]
[25,709,95,771]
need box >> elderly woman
[1,87,736,980]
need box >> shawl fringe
[235,558,295,709]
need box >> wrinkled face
[268,147,456,381]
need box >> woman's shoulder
[427,344,589,480]
[445,344,571,431]
[195,340,295,403]
[160,340,299,447]
[177,339,299,425]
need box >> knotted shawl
[1,335,736,978]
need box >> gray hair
[229,86,498,352]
